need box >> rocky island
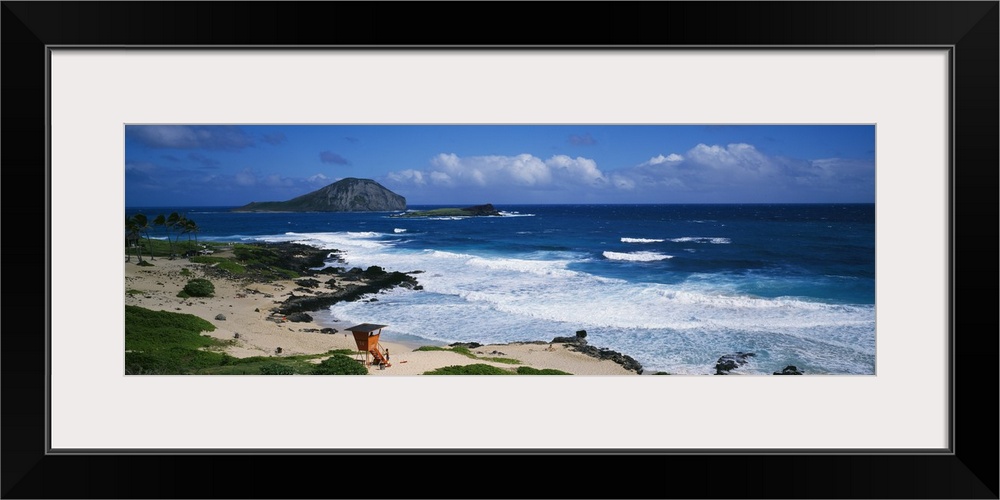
[393,203,501,218]
[232,178,406,212]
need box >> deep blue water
[126,204,876,375]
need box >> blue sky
[125,124,875,207]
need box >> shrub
[259,363,296,375]
[181,278,215,297]
[423,364,513,375]
[313,354,368,375]
[515,366,571,375]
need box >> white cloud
[387,169,427,186]
[429,171,452,185]
[381,144,872,204]
[607,143,873,202]
[545,155,606,186]
[393,153,606,190]
[263,174,294,188]
[234,169,257,187]
[642,153,684,166]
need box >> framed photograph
[5,2,997,498]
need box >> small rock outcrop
[715,352,755,375]
[773,365,804,375]
[459,204,501,216]
[285,312,314,323]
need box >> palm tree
[182,217,200,243]
[131,213,155,260]
[125,216,143,262]
[166,212,185,255]
[153,214,175,259]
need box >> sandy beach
[124,249,639,375]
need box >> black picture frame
[3,2,997,498]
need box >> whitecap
[603,251,673,262]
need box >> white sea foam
[394,228,407,233]
[603,251,673,262]
[669,237,731,244]
[256,230,873,375]
[621,237,665,243]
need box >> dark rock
[773,365,804,375]
[286,312,313,323]
[273,271,420,315]
[575,330,587,339]
[450,342,483,349]
[320,328,338,334]
[214,314,227,321]
[567,344,643,374]
[551,335,586,345]
[715,352,755,375]
[295,278,321,288]
[363,266,387,278]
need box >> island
[231,178,406,212]
[392,203,501,218]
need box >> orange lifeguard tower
[347,323,391,369]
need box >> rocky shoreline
[205,241,646,374]
[191,241,803,376]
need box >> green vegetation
[423,364,514,375]
[126,289,144,296]
[396,208,474,218]
[258,363,296,375]
[415,344,521,365]
[423,363,571,375]
[188,256,246,274]
[481,356,520,365]
[125,305,360,375]
[124,305,222,374]
[179,278,215,298]
[312,354,369,375]
[228,243,308,280]
[395,204,500,218]
[126,211,207,261]
[515,366,571,375]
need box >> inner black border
[4,2,997,499]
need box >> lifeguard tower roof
[346,323,387,333]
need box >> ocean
[126,204,876,375]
